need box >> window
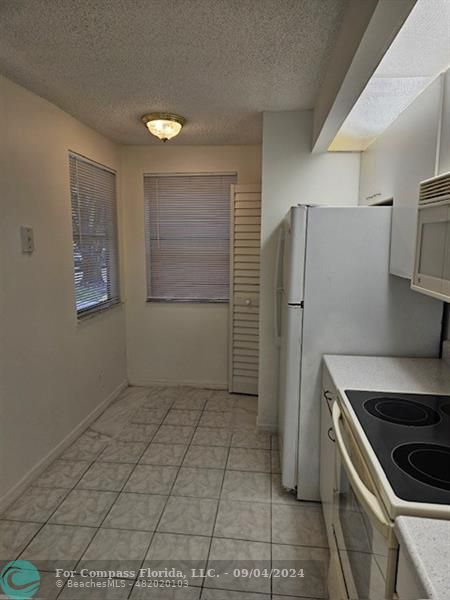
[144,173,237,302]
[69,153,120,317]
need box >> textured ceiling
[331,0,450,150]
[0,0,349,144]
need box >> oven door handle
[332,401,391,532]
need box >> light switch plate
[20,226,34,254]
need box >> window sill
[77,300,123,322]
[146,298,229,304]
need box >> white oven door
[332,402,398,600]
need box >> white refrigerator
[275,205,443,500]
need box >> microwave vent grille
[419,172,450,205]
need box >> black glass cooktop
[344,390,450,505]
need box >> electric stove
[344,390,450,505]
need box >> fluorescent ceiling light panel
[330,0,450,151]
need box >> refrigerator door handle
[274,226,284,347]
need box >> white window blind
[144,173,237,302]
[70,153,120,317]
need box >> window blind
[144,173,237,301]
[69,153,120,316]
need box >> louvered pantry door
[229,184,261,395]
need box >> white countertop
[395,516,450,600]
[323,355,450,397]
[323,354,450,600]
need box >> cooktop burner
[441,403,450,417]
[393,443,450,491]
[344,390,450,505]
[363,397,441,426]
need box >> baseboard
[0,379,128,513]
[128,377,228,391]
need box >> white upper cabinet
[359,73,449,279]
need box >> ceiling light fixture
[141,113,186,142]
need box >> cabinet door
[328,546,349,600]
[320,365,337,544]
[396,547,426,600]
[229,184,261,395]
[413,204,450,299]
[359,150,393,205]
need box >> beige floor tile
[271,474,299,505]
[140,443,188,466]
[143,532,210,586]
[76,462,134,492]
[0,520,42,560]
[2,487,67,523]
[198,412,233,428]
[131,584,200,598]
[183,446,228,469]
[60,575,132,599]
[272,503,327,547]
[232,409,257,430]
[124,464,177,495]
[191,428,232,447]
[206,538,271,594]
[131,407,168,424]
[172,396,207,411]
[34,460,89,489]
[103,492,166,531]
[231,430,270,450]
[172,467,224,499]
[98,441,147,464]
[271,450,281,473]
[163,409,202,426]
[214,500,270,542]
[49,489,117,527]
[221,471,271,503]
[117,423,158,442]
[20,523,96,570]
[153,426,195,445]
[201,590,269,599]
[204,396,236,412]
[158,496,218,536]
[272,543,329,598]
[226,448,270,473]
[79,527,152,572]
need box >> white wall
[258,111,360,428]
[121,145,261,388]
[359,75,445,278]
[0,76,127,504]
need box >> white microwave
[412,172,450,302]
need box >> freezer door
[278,302,303,491]
[285,206,307,305]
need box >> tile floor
[0,386,328,599]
